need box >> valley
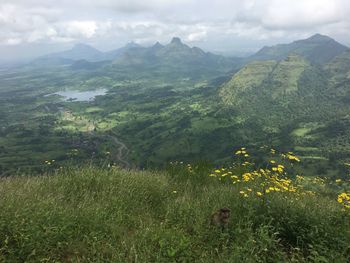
[1,34,350,178]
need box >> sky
[1,0,350,61]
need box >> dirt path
[106,132,131,169]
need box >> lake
[51,89,107,102]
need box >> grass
[1,163,350,262]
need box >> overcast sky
[1,0,350,61]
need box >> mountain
[249,34,349,64]
[103,42,143,60]
[40,43,104,62]
[112,37,239,73]
[219,52,350,170]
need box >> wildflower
[172,190,177,194]
[256,192,263,196]
[215,170,221,173]
[287,154,300,162]
[337,192,350,208]
[335,179,342,183]
[270,160,276,164]
[243,173,253,182]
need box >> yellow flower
[256,192,263,196]
[270,160,276,164]
[335,179,342,183]
[215,170,221,173]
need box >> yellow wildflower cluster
[337,192,350,209]
[281,152,300,162]
[235,147,249,157]
[44,159,55,165]
[210,148,314,199]
[187,164,194,174]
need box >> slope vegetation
[1,161,350,262]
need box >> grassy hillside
[1,151,350,262]
[219,54,350,175]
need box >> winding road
[106,132,131,169]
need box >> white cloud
[63,21,97,38]
[0,0,350,58]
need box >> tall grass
[0,164,349,262]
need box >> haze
[1,0,350,61]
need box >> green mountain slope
[221,55,311,108]
[324,50,350,86]
[219,53,350,173]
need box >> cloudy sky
[1,0,350,61]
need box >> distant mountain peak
[302,34,334,43]
[72,43,97,51]
[170,37,183,45]
[125,42,141,48]
[152,41,164,49]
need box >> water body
[51,89,107,102]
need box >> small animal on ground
[210,207,230,230]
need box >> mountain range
[33,34,348,66]
[2,33,350,176]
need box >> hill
[0,162,349,262]
[39,44,104,62]
[249,34,348,64]
[219,53,350,173]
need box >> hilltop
[1,156,350,262]
[249,34,348,64]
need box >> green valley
[0,34,350,178]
